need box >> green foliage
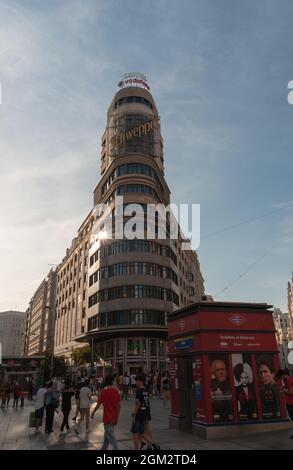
[72,346,92,365]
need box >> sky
[0,0,293,312]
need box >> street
[1,395,293,450]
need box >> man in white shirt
[35,382,47,431]
[75,380,92,435]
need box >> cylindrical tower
[85,77,204,374]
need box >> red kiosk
[168,301,290,439]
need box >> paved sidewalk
[1,397,293,450]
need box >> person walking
[116,374,123,397]
[19,385,25,407]
[130,373,136,396]
[122,372,130,400]
[91,374,121,450]
[131,374,151,450]
[12,381,20,408]
[160,371,171,407]
[44,381,59,434]
[28,379,34,401]
[97,376,104,399]
[278,369,293,438]
[60,381,75,434]
[35,381,47,432]
[4,383,11,408]
[1,382,7,408]
[156,372,161,397]
[75,380,92,435]
[72,377,82,422]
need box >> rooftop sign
[118,72,150,90]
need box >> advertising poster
[193,357,206,422]
[256,354,281,419]
[232,353,258,420]
[209,354,234,422]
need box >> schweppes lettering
[111,118,158,147]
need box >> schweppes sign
[111,117,159,148]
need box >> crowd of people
[1,367,293,447]
[0,378,34,409]
[34,371,169,449]
[0,370,170,450]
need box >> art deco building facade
[71,83,205,373]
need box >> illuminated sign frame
[118,72,150,91]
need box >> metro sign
[228,314,246,327]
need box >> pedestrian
[72,377,83,422]
[153,371,158,397]
[35,381,47,432]
[131,374,151,450]
[19,385,25,407]
[0,382,7,408]
[28,379,34,401]
[44,381,60,433]
[145,372,153,398]
[130,373,136,395]
[75,380,92,435]
[97,376,104,398]
[160,371,171,407]
[91,374,121,450]
[122,372,130,400]
[13,381,20,408]
[116,374,123,397]
[4,383,11,408]
[60,381,75,434]
[156,372,161,397]
[277,369,293,438]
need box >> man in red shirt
[277,369,293,438]
[91,374,121,450]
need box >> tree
[43,354,67,379]
[72,346,92,366]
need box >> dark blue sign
[174,337,194,350]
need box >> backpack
[45,391,60,408]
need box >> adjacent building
[0,311,26,357]
[24,270,57,356]
[273,307,292,371]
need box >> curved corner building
[82,79,204,374]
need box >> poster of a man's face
[209,355,233,422]
[256,354,280,419]
[232,353,258,421]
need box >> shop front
[168,301,290,439]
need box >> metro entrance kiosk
[168,301,290,439]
